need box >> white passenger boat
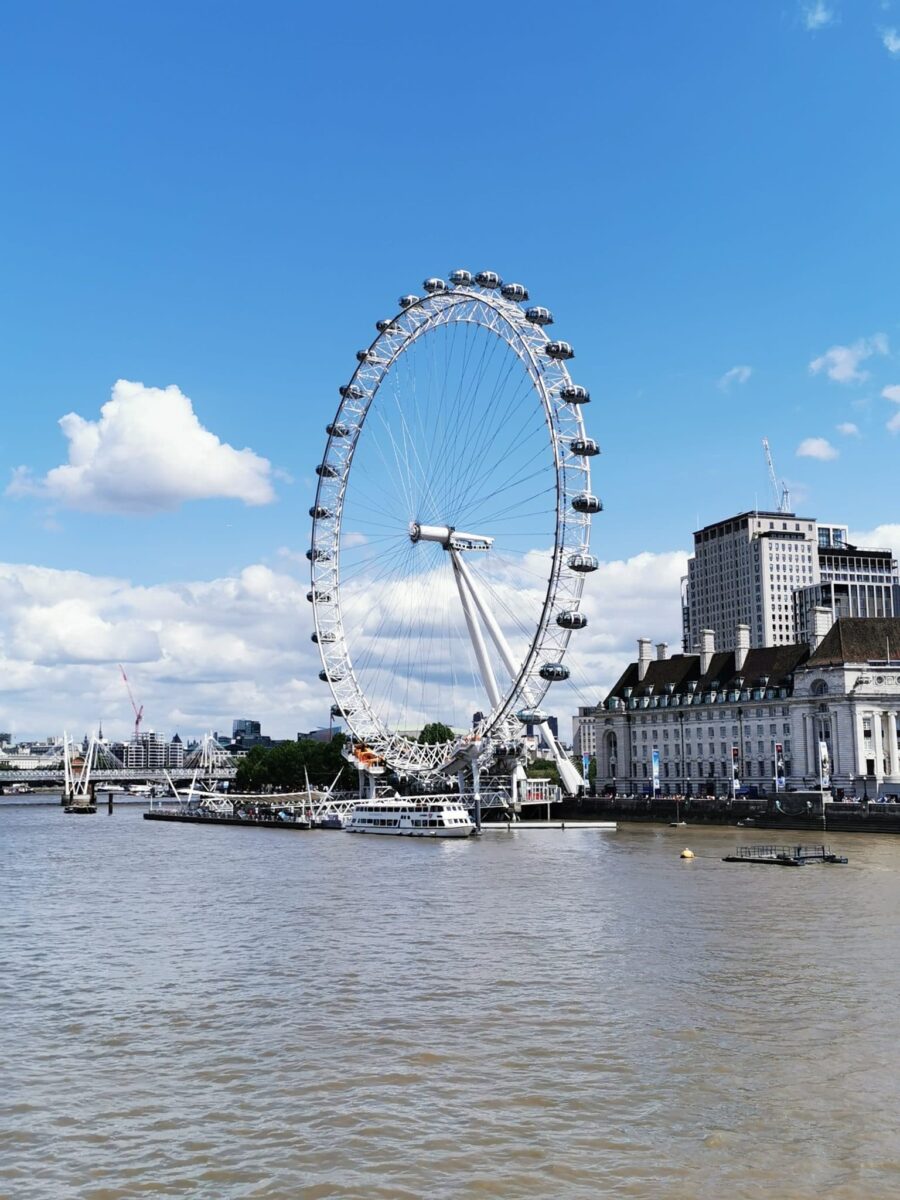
[345,798,475,838]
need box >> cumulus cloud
[809,334,889,384]
[717,365,752,391]
[802,1,835,29]
[849,524,900,560]
[0,547,691,746]
[882,27,900,54]
[835,422,860,436]
[0,560,323,742]
[797,437,839,461]
[7,379,276,513]
[881,385,900,432]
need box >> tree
[233,735,346,793]
[417,722,454,745]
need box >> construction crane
[762,438,791,514]
[119,664,144,744]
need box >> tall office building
[683,512,899,652]
[682,511,818,652]
[794,525,900,644]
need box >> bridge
[0,767,236,786]
[3,732,239,801]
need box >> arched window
[810,679,828,697]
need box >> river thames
[3,802,900,1199]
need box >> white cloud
[717,365,752,391]
[802,1,835,30]
[809,333,889,384]
[7,379,276,513]
[0,547,692,748]
[0,560,323,742]
[882,27,900,54]
[880,385,900,432]
[796,437,839,461]
[835,422,860,436]
[849,524,900,560]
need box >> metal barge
[723,844,848,866]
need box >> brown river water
[2,801,900,1199]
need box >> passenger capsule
[572,492,603,514]
[307,589,332,603]
[319,668,341,683]
[339,383,363,399]
[306,548,332,562]
[399,294,419,309]
[326,422,349,438]
[423,277,447,294]
[525,306,554,326]
[375,318,394,332]
[311,631,336,644]
[356,349,374,363]
[315,463,337,478]
[449,269,473,286]
[330,703,345,718]
[474,270,502,289]
[567,554,599,574]
[545,340,574,360]
[557,610,588,629]
[539,662,571,682]
[560,384,590,404]
[501,282,529,301]
[516,708,548,724]
[570,437,600,456]
[309,505,333,520]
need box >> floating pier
[723,843,848,866]
[480,820,616,832]
[145,809,310,831]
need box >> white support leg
[452,550,519,679]
[539,722,585,797]
[451,553,502,710]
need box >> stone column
[873,712,884,783]
[888,712,899,779]
[855,710,868,777]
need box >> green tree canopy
[417,722,454,745]
[233,734,346,793]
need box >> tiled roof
[807,618,900,667]
[605,643,809,701]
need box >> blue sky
[1,0,899,739]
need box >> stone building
[578,616,900,800]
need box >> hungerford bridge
[0,734,237,794]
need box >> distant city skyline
[1,1,898,739]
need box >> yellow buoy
[680,848,695,859]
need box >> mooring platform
[722,843,848,865]
[480,820,617,832]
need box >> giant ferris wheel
[308,270,600,794]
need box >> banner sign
[651,747,660,794]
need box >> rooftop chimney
[810,605,834,652]
[700,629,715,675]
[735,624,750,673]
[656,642,669,661]
[637,638,652,681]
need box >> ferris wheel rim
[309,278,595,776]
